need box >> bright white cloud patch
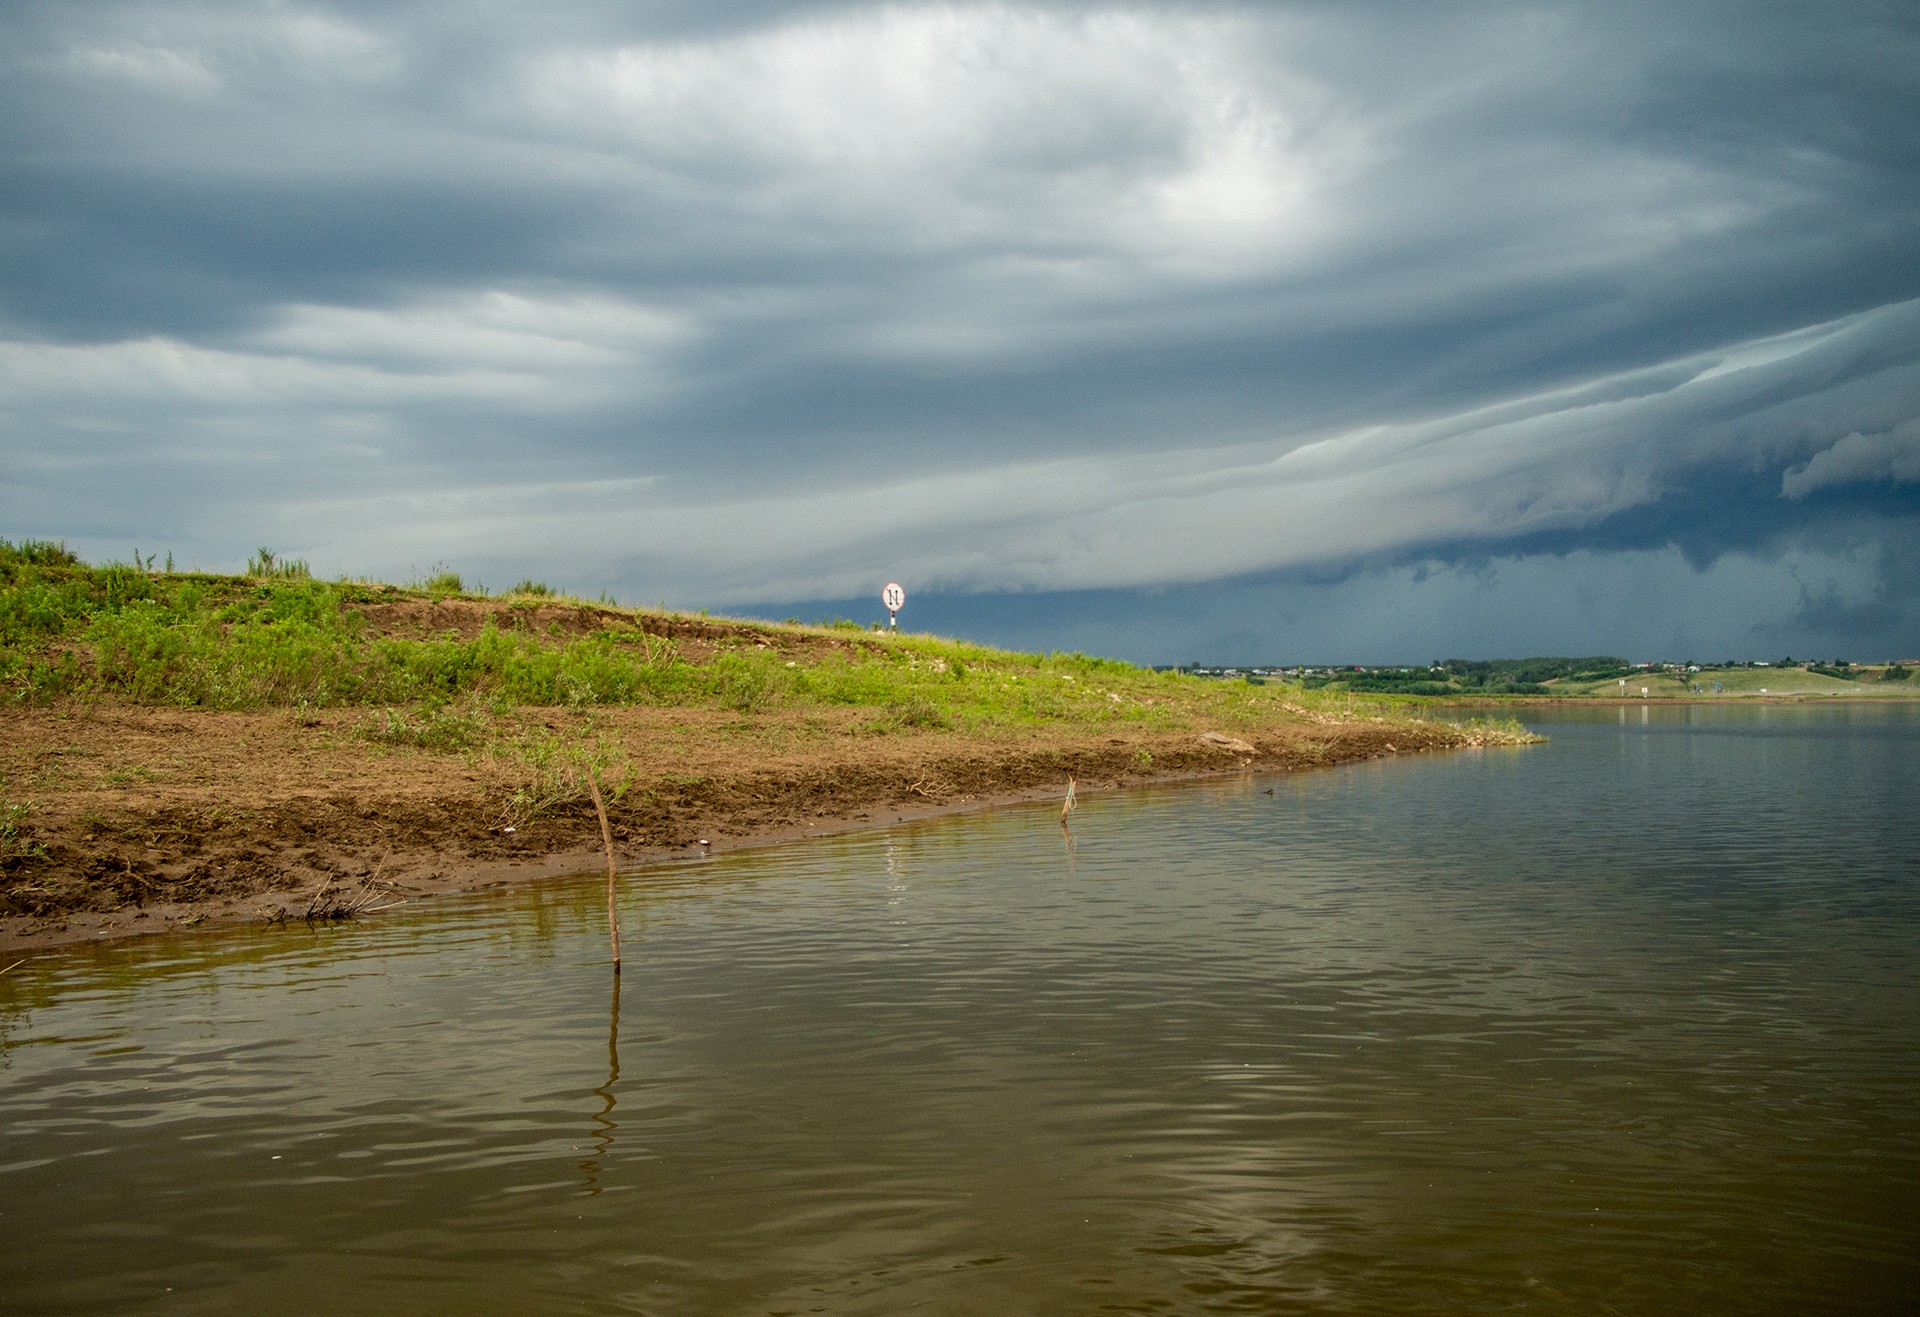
[68,6,396,98]
[256,292,693,381]
[1782,419,1920,499]
[515,7,1339,271]
[70,43,223,97]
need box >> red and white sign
[882,581,905,612]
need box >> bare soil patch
[1,703,1461,953]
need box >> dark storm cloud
[3,0,1917,657]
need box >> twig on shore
[586,767,620,973]
[297,854,402,923]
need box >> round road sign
[882,581,905,612]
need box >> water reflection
[0,704,1914,1314]
[580,970,621,1195]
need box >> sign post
[882,581,905,631]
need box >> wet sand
[1,703,1484,954]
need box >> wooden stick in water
[586,768,621,972]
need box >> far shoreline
[1425,693,1920,707]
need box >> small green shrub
[877,694,950,731]
[357,699,496,752]
[495,727,636,826]
[1,797,47,862]
[245,548,312,580]
[0,649,85,704]
[709,654,783,712]
[1447,716,1543,745]
[0,539,82,570]
[792,656,909,706]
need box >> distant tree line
[1437,656,1634,687]
[1303,656,1632,696]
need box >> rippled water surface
[3,704,1916,1314]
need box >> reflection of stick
[1061,775,1077,821]
[586,768,621,972]
[582,970,621,1194]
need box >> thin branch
[587,767,621,973]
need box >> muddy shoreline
[2,705,1486,956]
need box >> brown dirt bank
[1,704,1495,955]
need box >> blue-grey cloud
[3,0,1917,659]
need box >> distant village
[1159,656,1916,695]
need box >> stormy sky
[4,1,1917,663]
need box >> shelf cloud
[5,0,1917,660]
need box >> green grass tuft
[1,795,48,862]
[357,698,498,752]
[245,548,312,580]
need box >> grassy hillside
[3,539,1545,940]
[1,539,1442,737]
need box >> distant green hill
[1307,656,1632,697]
[1305,657,1916,699]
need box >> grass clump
[246,548,311,580]
[707,652,788,712]
[1,796,47,863]
[494,726,637,828]
[0,540,82,571]
[357,698,498,752]
[1446,716,1543,746]
[873,693,950,732]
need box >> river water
[3,704,1915,1314]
